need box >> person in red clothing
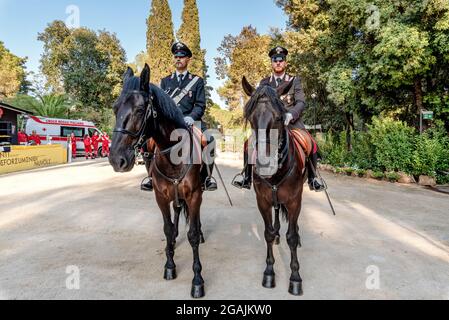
[91,131,100,159]
[70,133,77,159]
[18,130,28,145]
[101,133,110,157]
[83,134,93,160]
[29,131,41,146]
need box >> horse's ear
[277,79,294,97]
[123,67,134,83]
[242,76,255,97]
[140,64,151,93]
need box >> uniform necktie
[178,74,184,84]
[276,77,283,87]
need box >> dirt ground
[0,155,448,300]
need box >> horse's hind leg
[286,202,303,296]
[159,200,177,281]
[187,194,205,298]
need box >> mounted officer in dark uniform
[232,46,325,192]
[141,42,218,192]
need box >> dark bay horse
[242,76,307,296]
[109,64,206,298]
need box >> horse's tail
[280,204,288,223]
[180,200,189,225]
[173,200,189,225]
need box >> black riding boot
[201,163,218,191]
[308,152,325,192]
[141,156,154,192]
[232,164,253,190]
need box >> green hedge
[318,117,449,184]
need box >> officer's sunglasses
[272,57,286,63]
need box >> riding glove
[284,113,294,126]
[184,117,195,127]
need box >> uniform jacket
[259,74,307,130]
[161,72,206,130]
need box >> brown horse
[109,64,206,299]
[242,76,307,296]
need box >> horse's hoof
[262,274,276,289]
[274,236,280,245]
[289,281,303,296]
[164,268,177,281]
[191,284,205,299]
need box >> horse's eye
[135,107,145,115]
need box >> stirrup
[203,176,218,191]
[309,178,327,192]
[141,177,153,192]
[231,173,245,189]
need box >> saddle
[288,129,316,168]
[249,129,316,169]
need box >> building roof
[0,101,33,115]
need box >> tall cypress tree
[177,0,206,78]
[146,0,175,84]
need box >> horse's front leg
[187,193,205,298]
[157,195,177,281]
[257,196,277,289]
[286,198,304,296]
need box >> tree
[215,26,271,111]
[37,21,127,128]
[276,0,449,130]
[146,0,175,84]
[5,93,77,118]
[0,41,27,99]
[177,0,206,78]
[37,20,71,93]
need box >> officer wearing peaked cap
[141,42,218,193]
[232,46,326,192]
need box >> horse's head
[242,76,293,136]
[242,77,293,177]
[109,64,153,173]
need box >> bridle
[113,90,157,153]
[246,93,295,210]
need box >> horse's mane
[149,83,187,129]
[120,76,187,130]
[244,85,286,121]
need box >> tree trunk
[345,112,354,152]
[414,77,424,128]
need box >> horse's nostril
[119,158,127,169]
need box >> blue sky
[0,0,287,107]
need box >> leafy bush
[317,131,350,167]
[413,121,449,180]
[367,117,415,173]
[372,171,385,180]
[318,117,449,183]
[385,172,401,182]
[356,169,367,177]
[349,132,376,169]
